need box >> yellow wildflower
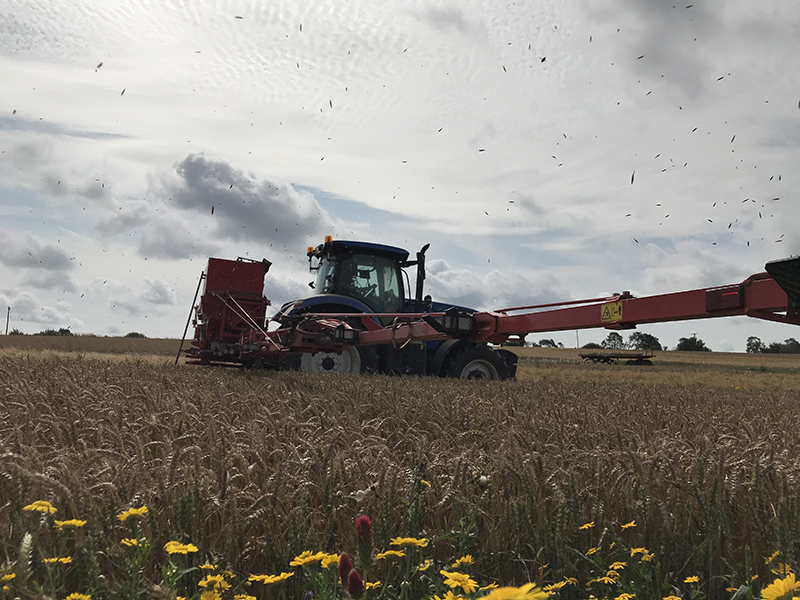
[23,501,57,514]
[772,564,794,576]
[440,570,479,594]
[564,578,578,585]
[164,541,198,554]
[44,557,71,564]
[390,537,429,548]
[248,572,294,584]
[641,553,655,562]
[663,596,682,600]
[761,573,799,600]
[630,547,648,557]
[420,480,431,487]
[768,551,782,564]
[588,576,618,585]
[452,555,475,568]
[198,575,230,591]
[121,538,140,547]
[177,597,185,600]
[234,596,257,600]
[54,520,86,531]
[199,591,221,600]
[376,550,405,559]
[609,561,627,570]
[64,594,91,600]
[684,575,699,583]
[579,521,595,530]
[1,574,15,582]
[481,583,500,590]
[615,594,635,600]
[117,506,148,522]
[586,547,600,556]
[290,550,328,566]
[200,563,218,570]
[419,559,433,571]
[432,592,465,600]
[621,520,636,530]
[605,570,621,581]
[321,553,340,569]
[543,581,567,591]
[2,586,8,594]
[366,581,381,589]
[482,582,552,599]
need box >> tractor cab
[310,240,408,315]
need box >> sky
[1,0,799,352]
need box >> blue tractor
[276,238,518,379]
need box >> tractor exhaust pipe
[415,243,430,312]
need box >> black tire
[443,344,510,380]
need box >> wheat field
[1,339,799,599]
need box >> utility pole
[5,306,9,335]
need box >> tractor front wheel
[444,344,509,380]
[300,346,362,374]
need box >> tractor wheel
[300,346,362,374]
[444,344,509,380]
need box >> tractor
[274,237,518,379]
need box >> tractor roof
[313,239,410,262]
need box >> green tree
[746,336,765,353]
[538,338,558,348]
[601,332,625,350]
[676,336,710,352]
[628,332,663,351]
[124,332,147,338]
[582,342,602,349]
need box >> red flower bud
[338,552,353,585]
[347,568,364,598]
[355,515,372,548]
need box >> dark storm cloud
[161,153,329,247]
[0,231,75,271]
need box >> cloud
[155,153,332,248]
[417,7,478,33]
[585,0,722,99]
[426,259,568,311]
[0,290,83,329]
[0,231,75,270]
[0,231,78,292]
[102,278,178,317]
[143,279,177,305]
[0,138,113,205]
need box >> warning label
[601,302,623,322]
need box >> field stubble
[1,343,800,598]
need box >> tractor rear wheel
[444,344,509,380]
[300,346,362,374]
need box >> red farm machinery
[178,237,800,379]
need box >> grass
[1,340,799,599]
